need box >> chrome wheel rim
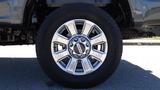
[51,19,108,75]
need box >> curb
[123,39,160,45]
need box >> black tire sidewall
[36,3,122,88]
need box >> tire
[36,3,122,88]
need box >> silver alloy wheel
[51,19,108,75]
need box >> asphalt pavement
[0,45,159,90]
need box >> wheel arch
[44,0,134,28]
[22,0,134,30]
[23,0,36,27]
[104,0,134,28]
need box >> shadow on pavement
[0,58,159,90]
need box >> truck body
[0,0,160,25]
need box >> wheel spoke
[91,33,106,45]
[82,20,95,36]
[81,58,93,73]
[66,58,78,73]
[90,49,106,61]
[52,33,69,45]
[53,50,69,61]
[65,20,77,36]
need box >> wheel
[36,3,122,88]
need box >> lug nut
[86,43,89,47]
[74,38,78,42]
[86,50,89,53]
[70,50,73,53]
[69,42,73,47]
[81,38,86,42]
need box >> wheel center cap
[68,35,91,59]
[74,43,85,54]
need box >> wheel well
[23,0,134,30]
[20,0,134,45]
[103,0,134,28]
[23,0,36,27]
[23,0,56,29]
